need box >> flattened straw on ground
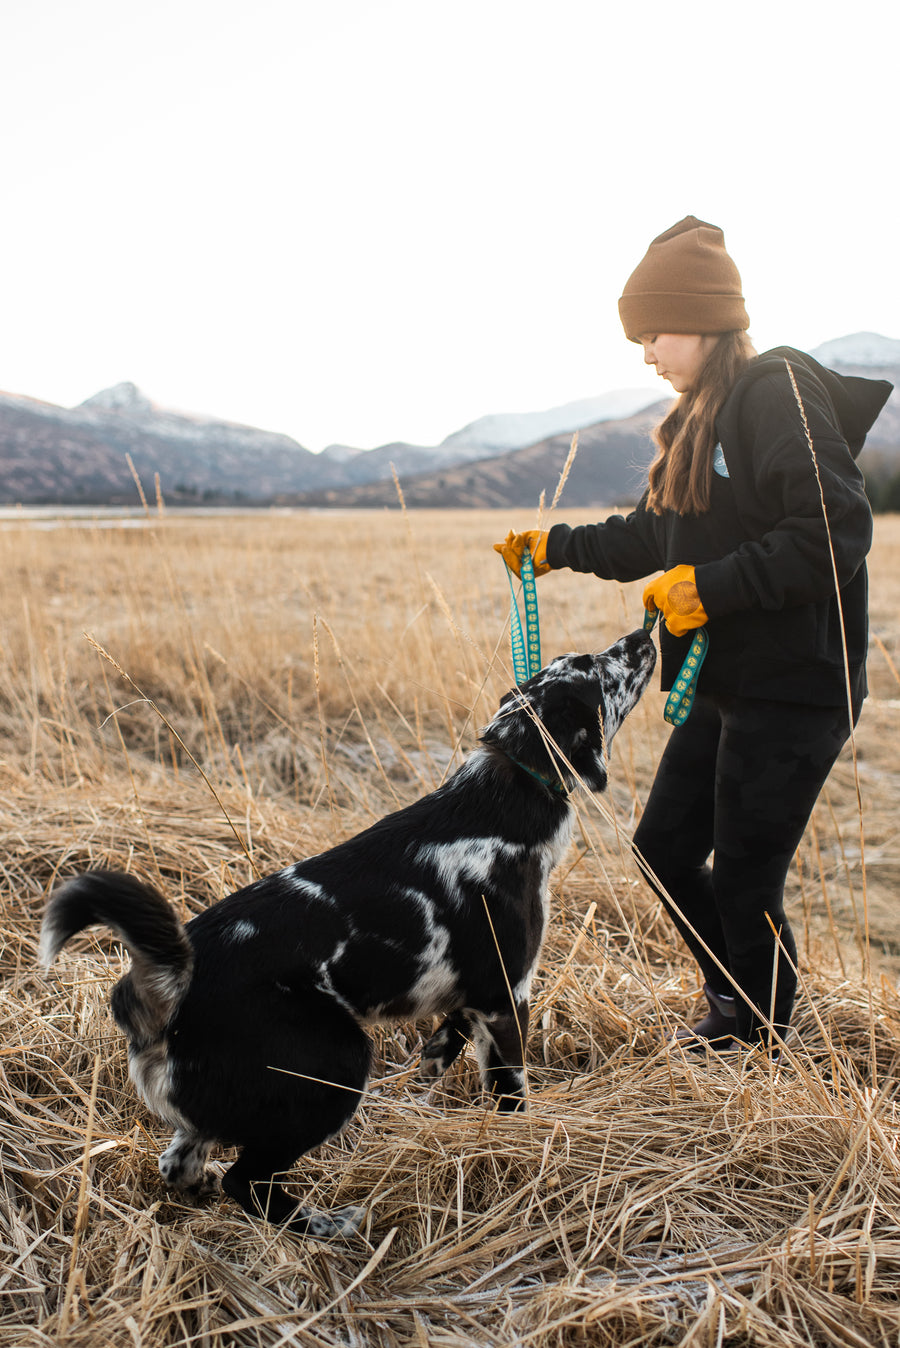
[2,511,900,1346]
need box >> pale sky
[4,0,898,451]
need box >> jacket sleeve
[695,369,873,618]
[547,496,665,580]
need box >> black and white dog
[40,630,655,1238]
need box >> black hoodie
[546,348,892,707]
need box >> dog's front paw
[420,1014,470,1079]
[419,1033,454,1079]
[494,1091,527,1113]
[180,1171,222,1200]
[291,1204,367,1239]
[159,1132,216,1195]
[419,1052,444,1080]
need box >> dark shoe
[674,984,738,1052]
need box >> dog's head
[480,628,657,793]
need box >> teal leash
[501,552,568,797]
[506,549,542,685]
[643,608,709,726]
[502,554,707,724]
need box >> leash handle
[643,608,709,725]
[505,550,542,685]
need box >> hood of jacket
[734,347,892,459]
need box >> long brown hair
[646,330,756,515]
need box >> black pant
[633,693,855,1047]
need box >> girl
[495,216,892,1054]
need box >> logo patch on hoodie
[712,444,730,478]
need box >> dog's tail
[39,870,193,1034]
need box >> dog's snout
[601,628,657,672]
[628,627,657,663]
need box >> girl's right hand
[493,529,552,578]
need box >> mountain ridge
[1,333,897,507]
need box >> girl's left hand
[643,565,708,637]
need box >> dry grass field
[2,503,900,1347]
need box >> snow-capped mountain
[811,332,900,369]
[80,382,156,415]
[312,388,667,488]
[436,388,664,458]
[0,382,334,504]
[319,387,663,474]
[76,381,306,455]
[1,334,897,506]
[808,333,900,460]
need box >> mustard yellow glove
[493,529,552,578]
[643,564,708,638]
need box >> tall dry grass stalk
[783,357,874,1077]
[1,506,900,1345]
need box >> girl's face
[639,333,716,393]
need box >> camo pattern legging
[633,691,857,1048]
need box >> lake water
[0,505,311,530]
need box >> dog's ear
[534,693,613,793]
[563,710,608,793]
[479,690,538,762]
[482,682,611,793]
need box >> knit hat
[618,216,749,343]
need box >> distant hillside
[283,403,670,510]
[0,381,662,506]
[317,388,662,474]
[0,334,896,506]
[289,333,900,510]
[0,383,333,505]
[810,336,900,484]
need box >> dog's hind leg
[221,1143,365,1238]
[159,1128,217,1197]
[210,992,371,1239]
[471,1001,530,1111]
[420,1010,472,1079]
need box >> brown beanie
[618,215,749,343]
